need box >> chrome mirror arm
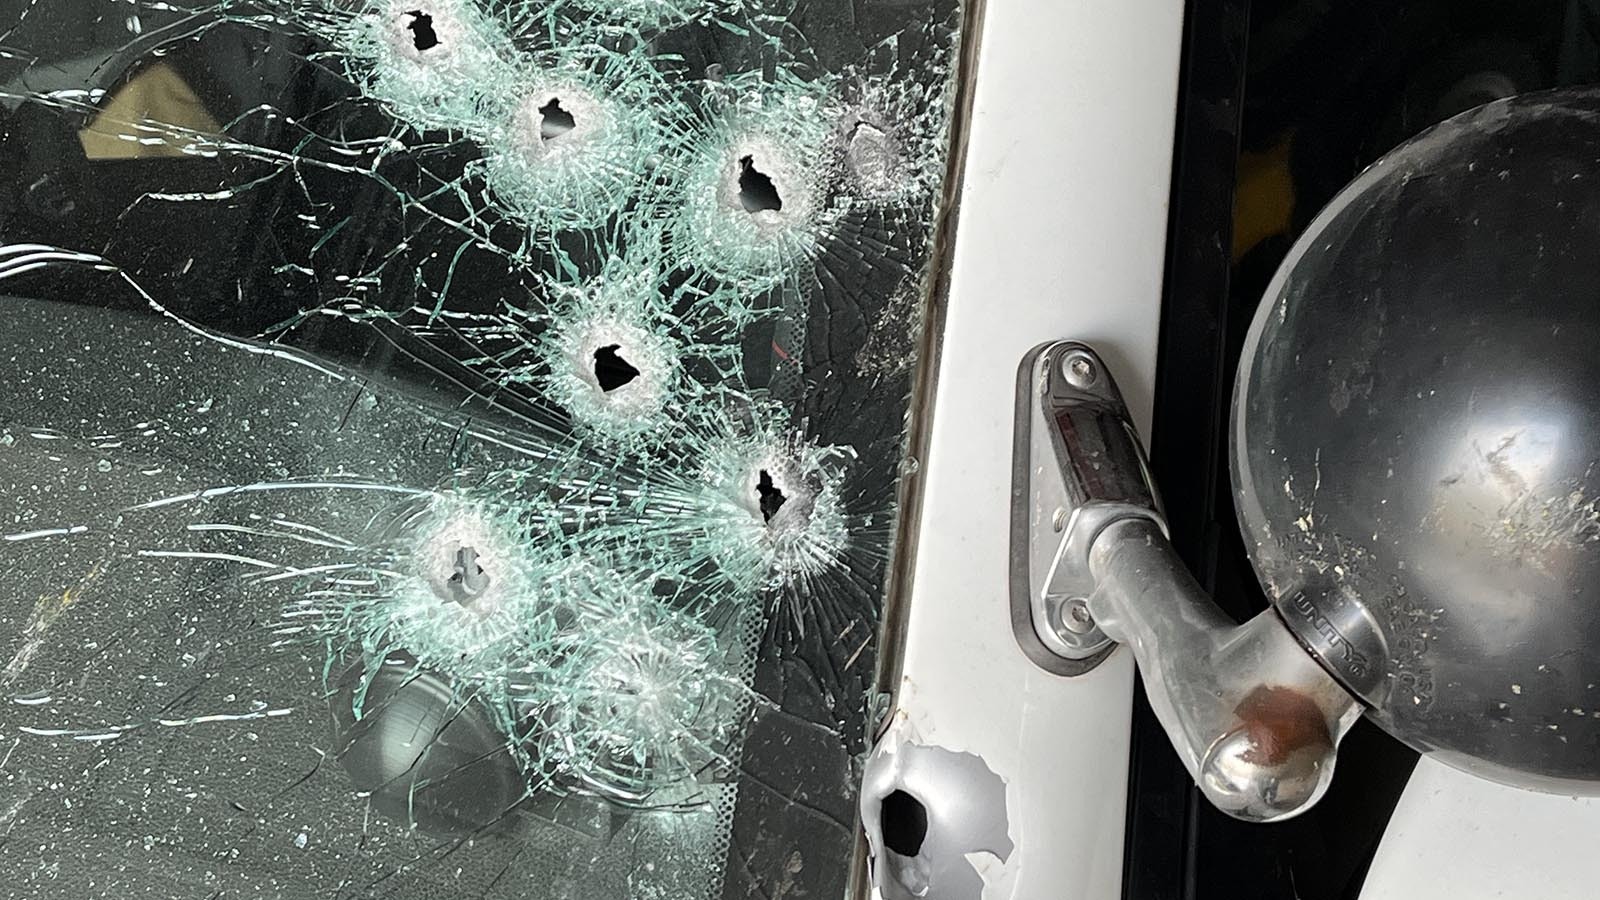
[1011,341,1362,822]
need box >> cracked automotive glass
[0,0,960,896]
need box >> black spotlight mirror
[1011,88,1600,822]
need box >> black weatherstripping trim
[1132,0,1250,895]
[1135,1,1419,898]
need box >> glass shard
[0,0,963,896]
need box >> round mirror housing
[1235,89,1600,793]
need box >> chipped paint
[860,718,1015,900]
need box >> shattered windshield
[0,0,960,896]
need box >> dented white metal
[861,0,1186,896]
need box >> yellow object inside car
[78,62,221,159]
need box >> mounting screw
[1061,352,1097,389]
[1058,597,1096,635]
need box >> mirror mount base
[1009,340,1362,823]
